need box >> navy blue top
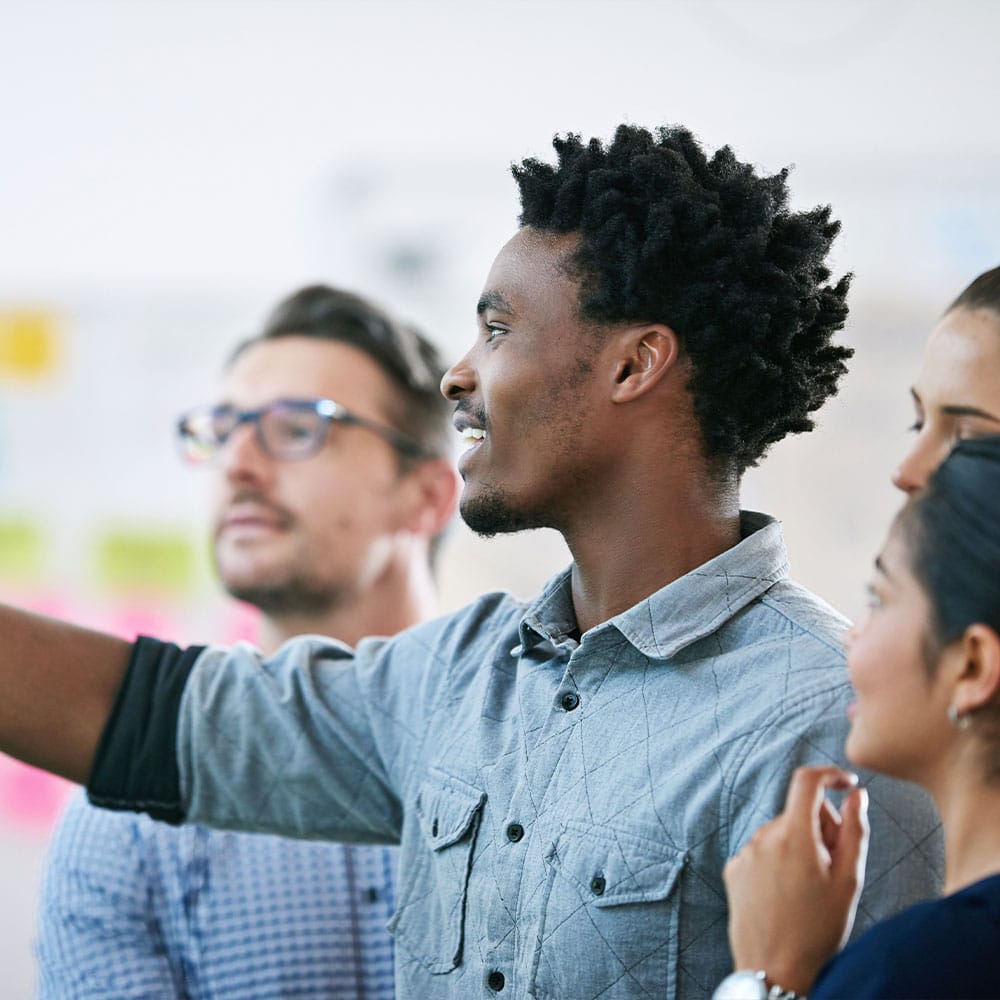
[812,872,1000,999]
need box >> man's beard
[222,572,344,618]
[460,483,544,538]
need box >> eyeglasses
[176,397,426,464]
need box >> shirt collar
[518,511,789,660]
[518,568,578,655]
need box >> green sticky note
[0,517,44,580]
[94,528,198,595]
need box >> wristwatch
[712,969,801,1000]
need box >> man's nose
[441,351,476,400]
[218,422,274,486]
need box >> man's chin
[214,552,294,602]
[222,576,339,617]
[459,488,541,538]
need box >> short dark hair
[901,435,1000,653]
[947,266,1000,317]
[231,284,452,464]
[513,124,852,474]
[899,435,1000,778]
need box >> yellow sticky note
[94,528,199,596]
[0,309,60,379]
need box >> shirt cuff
[86,635,205,824]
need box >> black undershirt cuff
[86,635,205,824]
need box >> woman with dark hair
[893,266,1000,493]
[714,267,1000,1000]
[715,436,1000,999]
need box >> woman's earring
[947,704,972,731]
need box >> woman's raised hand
[722,765,870,996]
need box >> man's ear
[402,457,460,539]
[610,324,682,403]
[952,623,1000,715]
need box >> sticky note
[94,528,198,595]
[0,756,73,832]
[0,309,60,379]
[0,517,44,580]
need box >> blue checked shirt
[36,790,396,999]
[96,513,944,999]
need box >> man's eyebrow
[477,291,513,316]
[874,554,888,578]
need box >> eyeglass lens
[257,403,327,458]
[180,402,329,462]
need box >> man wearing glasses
[34,285,459,999]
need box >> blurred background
[1,0,999,993]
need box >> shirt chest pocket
[532,821,687,1000]
[388,770,486,975]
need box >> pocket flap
[548,820,686,907]
[415,770,486,851]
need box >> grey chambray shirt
[176,513,942,999]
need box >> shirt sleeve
[82,615,455,845]
[175,633,411,843]
[87,636,204,824]
[35,789,182,999]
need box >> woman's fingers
[831,786,870,880]
[784,765,858,823]
[818,797,842,856]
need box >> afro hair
[513,124,852,474]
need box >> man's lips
[217,501,292,535]
[460,426,486,449]
[454,409,487,454]
[452,404,488,476]
[455,427,487,477]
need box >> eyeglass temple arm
[337,412,427,458]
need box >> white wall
[2,0,1000,994]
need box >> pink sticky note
[0,756,74,832]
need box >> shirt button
[591,875,606,896]
[487,970,506,991]
[560,691,580,712]
[506,823,524,843]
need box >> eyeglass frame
[175,397,428,464]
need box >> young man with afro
[0,124,940,1000]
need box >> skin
[893,306,1000,494]
[843,530,955,783]
[212,336,457,651]
[441,226,741,634]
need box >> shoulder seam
[758,591,848,658]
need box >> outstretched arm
[722,765,870,996]
[0,605,132,784]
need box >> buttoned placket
[475,629,572,995]
[478,625,628,995]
